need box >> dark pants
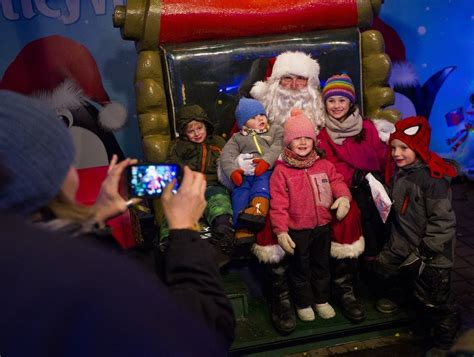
[375,249,459,349]
[351,184,388,257]
[288,224,331,308]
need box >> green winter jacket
[167,105,226,185]
[166,136,226,186]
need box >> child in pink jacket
[270,108,351,322]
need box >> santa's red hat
[250,51,321,101]
[0,35,127,131]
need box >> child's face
[185,120,207,143]
[325,95,351,121]
[391,139,417,168]
[245,114,268,130]
[289,137,314,157]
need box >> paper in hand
[365,173,392,223]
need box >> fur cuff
[250,81,268,101]
[331,236,365,259]
[251,243,285,263]
[373,118,396,144]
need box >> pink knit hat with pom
[283,108,317,146]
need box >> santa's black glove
[352,169,368,187]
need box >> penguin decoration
[0,35,128,169]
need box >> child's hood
[176,104,214,136]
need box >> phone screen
[128,164,180,198]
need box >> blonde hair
[45,191,96,222]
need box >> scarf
[282,147,319,169]
[240,124,269,136]
[324,106,363,145]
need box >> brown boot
[235,228,256,245]
[238,196,269,231]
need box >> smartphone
[128,163,181,198]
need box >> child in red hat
[270,108,351,322]
[375,116,459,354]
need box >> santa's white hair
[251,77,326,131]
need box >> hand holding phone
[161,166,207,230]
[128,163,182,198]
[94,155,140,225]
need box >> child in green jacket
[160,104,234,263]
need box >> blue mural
[379,0,474,178]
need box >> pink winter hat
[283,108,317,146]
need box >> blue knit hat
[0,90,75,216]
[235,97,267,129]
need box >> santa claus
[250,51,326,131]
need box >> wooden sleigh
[112,0,412,354]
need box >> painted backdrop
[1,0,473,177]
[379,0,474,178]
[0,0,143,168]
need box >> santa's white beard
[261,81,326,130]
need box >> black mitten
[352,169,368,187]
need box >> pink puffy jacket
[270,158,351,234]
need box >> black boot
[268,262,296,335]
[331,258,367,323]
[210,215,235,267]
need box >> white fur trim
[98,102,127,131]
[330,236,365,259]
[251,243,285,263]
[250,80,269,101]
[372,119,396,144]
[34,79,86,111]
[389,61,419,88]
[270,51,320,83]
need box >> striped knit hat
[322,74,356,103]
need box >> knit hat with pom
[322,73,356,103]
[283,108,317,146]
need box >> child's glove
[253,158,270,176]
[237,153,255,176]
[277,232,295,255]
[331,197,350,221]
[230,169,244,186]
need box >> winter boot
[234,228,256,245]
[331,258,367,323]
[209,215,234,268]
[238,196,269,231]
[211,214,235,255]
[268,262,296,335]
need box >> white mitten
[277,232,296,255]
[237,153,255,176]
[331,197,350,221]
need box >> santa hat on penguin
[0,35,127,131]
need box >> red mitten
[230,169,244,186]
[253,159,270,176]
